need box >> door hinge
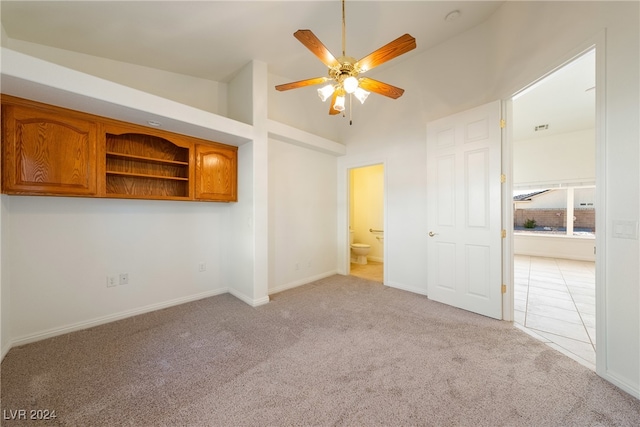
[501,229,506,238]
[500,174,506,183]
[501,284,507,294]
[500,119,506,129]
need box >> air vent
[534,124,549,131]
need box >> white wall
[228,63,254,125]
[1,23,7,43]
[6,196,231,346]
[514,129,595,187]
[337,1,639,396]
[268,139,338,293]
[338,131,429,296]
[515,234,595,262]
[227,142,256,304]
[350,165,384,262]
[0,195,9,358]
[3,38,227,115]
[250,60,270,306]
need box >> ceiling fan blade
[356,34,416,72]
[329,91,341,115]
[358,77,405,99]
[275,77,328,91]
[294,30,340,68]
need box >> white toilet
[349,230,371,265]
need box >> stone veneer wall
[514,208,595,230]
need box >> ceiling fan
[275,0,416,118]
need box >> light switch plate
[612,220,639,240]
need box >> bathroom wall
[350,165,384,262]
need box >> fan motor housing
[330,56,359,82]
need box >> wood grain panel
[18,121,88,185]
[195,144,237,202]
[2,104,97,195]
[105,175,189,198]
[106,133,189,162]
[106,157,188,179]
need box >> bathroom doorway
[348,164,385,283]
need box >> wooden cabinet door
[195,144,237,202]
[2,104,98,195]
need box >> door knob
[429,231,438,237]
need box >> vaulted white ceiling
[1,1,503,83]
[1,1,594,140]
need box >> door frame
[502,32,606,375]
[341,159,388,284]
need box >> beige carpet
[2,274,639,426]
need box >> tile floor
[350,260,383,283]
[514,255,596,370]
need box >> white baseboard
[268,270,338,295]
[368,256,384,263]
[9,288,229,350]
[228,289,270,307]
[386,281,428,297]
[515,250,595,262]
[1,341,11,362]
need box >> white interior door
[426,101,503,319]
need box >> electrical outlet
[119,273,129,285]
[107,276,117,288]
[198,262,206,272]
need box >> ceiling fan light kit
[275,0,416,121]
[353,87,369,104]
[317,84,335,102]
[333,93,346,112]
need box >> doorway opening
[511,48,596,369]
[348,164,384,283]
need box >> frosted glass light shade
[343,76,359,94]
[333,95,346,112]
[354,88,370,104]
[317,85,335,102]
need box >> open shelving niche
[105,132,191,199]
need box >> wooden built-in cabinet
[1,95,238,202]
[195,143,237,202]
[2,102,98,196]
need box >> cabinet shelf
[106,151,189,166]
[105,132,191,198]
[105,174,189,198]
[106,171,190,181]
